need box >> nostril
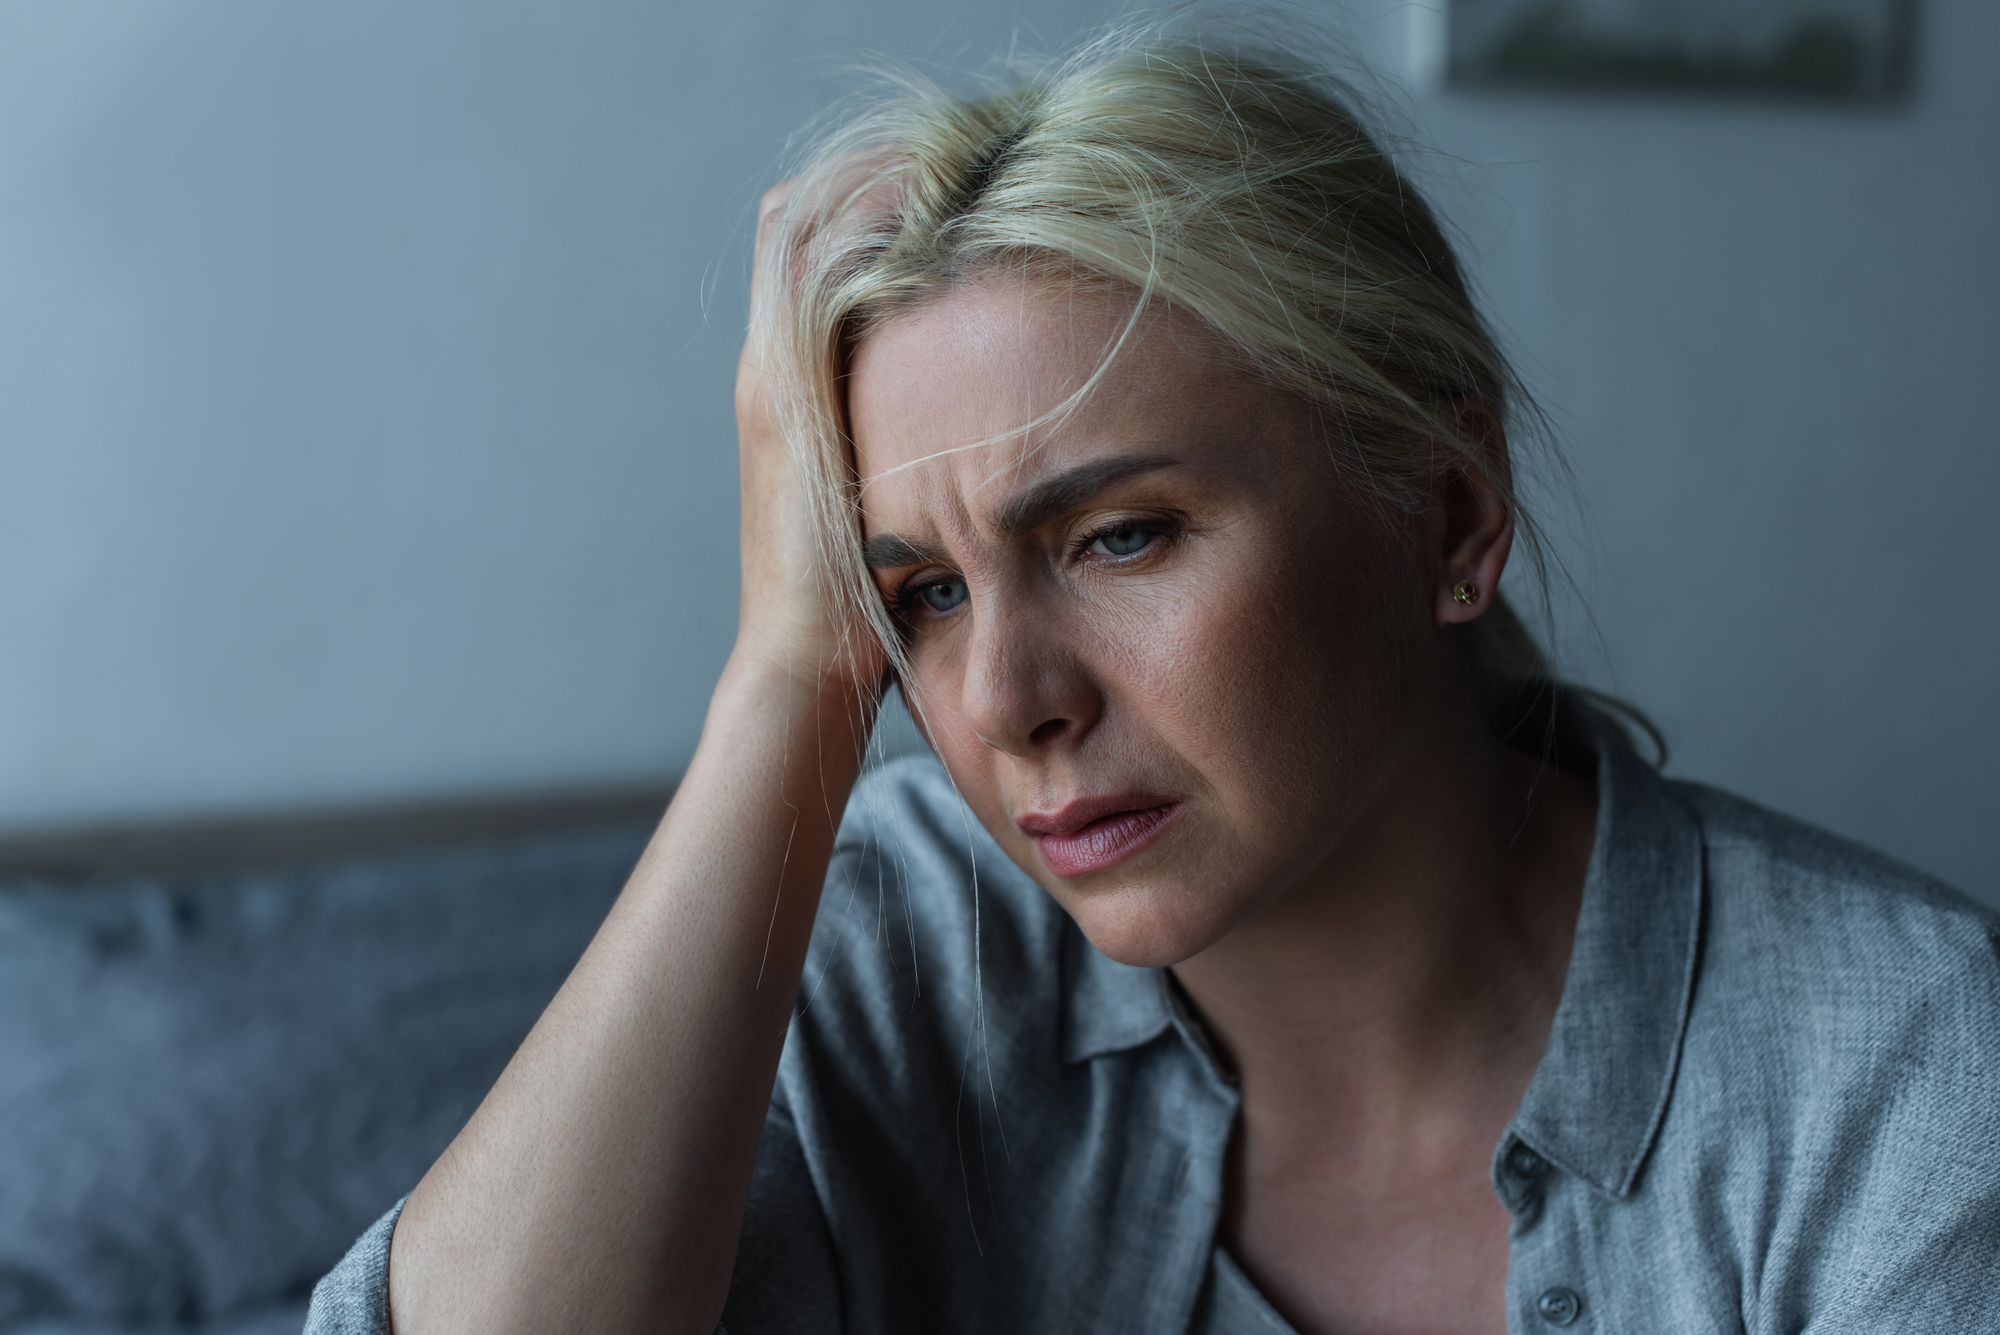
[1029,718,1069,747]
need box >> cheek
[899,662,1051,881]
[1115,528,1424,839]
[895,644,999,795]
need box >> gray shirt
[308,724,2000,1333]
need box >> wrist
[729,618,886,696]
[695,650,882,806]
[718,641,882,721]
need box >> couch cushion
[0,823,648,1328]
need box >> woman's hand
[378,168,897,1335]
[732,177,889,693]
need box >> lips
[1017,794,1182,879]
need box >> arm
[381,184,883,1335]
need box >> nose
[960,591,1102,757]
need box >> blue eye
[917,576,967,613]
[1091,524,1160,557]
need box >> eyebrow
[860,453,1178,570]
[862,533,948,570]
[996,453,1177,536]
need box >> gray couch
[0,810,656,1333]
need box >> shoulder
[1656,780,2000,1323]
[1589,776,2000,1324]
[1668,778,2000,995]
[1669,776,2000,1066]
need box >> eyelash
[888,515,1179,623]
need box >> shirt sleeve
[303,1198,400,1335]
[300,1101,838,1335]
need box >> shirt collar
[1507,716,1704,1199]
[1061,917,1175,1063]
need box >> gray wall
[1,1,1993,904]
[1411,0,2000,905]
[0,0,1123,825]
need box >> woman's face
[848,273,1440,968]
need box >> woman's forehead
[848,274,1243,516]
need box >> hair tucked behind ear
[759,15,1605,741]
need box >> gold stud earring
[1452,580,1480,605]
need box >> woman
[309,26,2000,1335]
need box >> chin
[1057,876,1244,970]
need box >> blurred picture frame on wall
[1447,0,1918,101]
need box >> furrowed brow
[994,455,1177,536]
[862,533,948,570]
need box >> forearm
[385,653,876,1335]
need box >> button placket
[1502,1147,1594,1331]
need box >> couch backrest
[0,821,650,1328]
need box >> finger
[758,178,798,224]
[749,180,800,315]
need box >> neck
[1169,690,1596,1147]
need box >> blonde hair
[761,21,1556,712]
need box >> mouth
[1016,795,1183,879]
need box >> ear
[1432,399,1514,627]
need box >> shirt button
[1506,1143,1548,1180]
[1536,1286,1582,1326]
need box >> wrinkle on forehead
[848,273,1228,539]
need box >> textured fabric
[302,1208,398,1335]
[0,823,648,1332]
[311,725,2000,1333]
